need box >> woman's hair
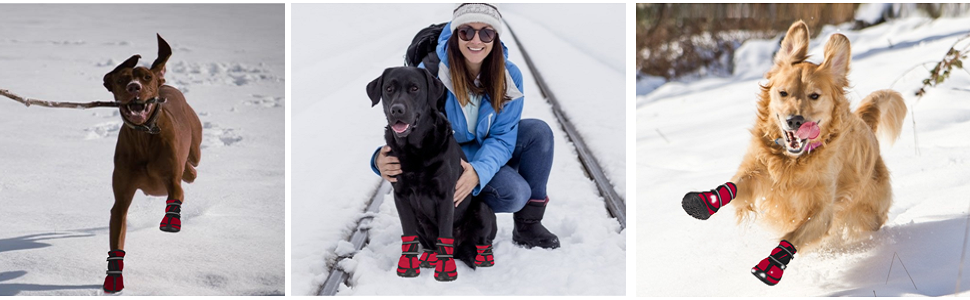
[446,33,509,113]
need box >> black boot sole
[682,192,713,220]
[397,269,419,278]
[159,225,180,233]
[513,237,560,249]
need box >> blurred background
[635,3,970,94]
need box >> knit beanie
[452,3,503,36]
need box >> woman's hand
[375,146,401,182]
[454,159,479,207]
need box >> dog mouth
[390,120,413,137]
[120,98,154,125]
[778,120,821,155]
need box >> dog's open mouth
[782,130,808,153]
[779,121,821,155]
[120,99,154,125]
[390,121,413,137]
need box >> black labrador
[368,67,497,281]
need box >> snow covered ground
[291,3,625,296]
[638,16,970,296]
[0,4,284,296]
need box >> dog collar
[121,97,166,135]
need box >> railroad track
[317,22,625,296]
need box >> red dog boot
[434,237,457,282]
[752,240,797,286]
[419,249,438,268]
[397,235,420,277]
[159,199,182,232]
[103,249,125,293]
[682,182,737,220]
[474,244,494,267]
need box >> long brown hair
[446,33,509,112]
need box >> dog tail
[455,241,478,270]
[855,89,906,145]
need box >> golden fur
[730,21,907,251]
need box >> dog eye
[809,93,820,100]
[779,91,788,97]
[410,86,419,92]
[144,75,152,81]
[385,87,393,93]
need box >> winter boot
[513,197,560,249]
[396,235,420,277]
[751,240,797,286]
[474,244,495,267]
[418,249,438,268]
[682,182,737,220]
[159,199,182,232]
[434,237,457,282]
[103,249,125,293]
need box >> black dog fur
[368,67,497,268]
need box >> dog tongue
[796,121,820,140]
[391,122,409,133]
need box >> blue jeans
[477,119,554,213]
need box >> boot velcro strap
[777,245,795,257]
[423,249,435,253]
[402,240,418,244]
[106,271,122,275]
[437,254,453,258]
[435,243,454,247]
[107,257,124,261]
[768,255,787,270]
[166,212,181,216]
[166,202,182,207]
[402,252,420,255]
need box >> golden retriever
[681,20,907,286]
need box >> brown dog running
[99,34,202,293]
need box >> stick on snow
[1,89,120,109]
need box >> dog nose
[786,115,806,129]
[127,82,141,94]
[390,103,406,117]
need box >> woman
[371,2,559,268]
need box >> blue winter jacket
[371,21,525,196]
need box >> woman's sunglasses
[456,25,497,43]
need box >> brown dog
[682,21,906,286]
[99,34,202,293]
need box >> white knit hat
[451,3,503,36]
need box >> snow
[291,3,625,296]
[637,16,970,296]
[0,4,284,296]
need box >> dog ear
[820,33,851,87]
[151,34,172,82]
[366,73,384,107]
[421,68,446,112]
[775,21,810,66]
[103,54,141,92]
